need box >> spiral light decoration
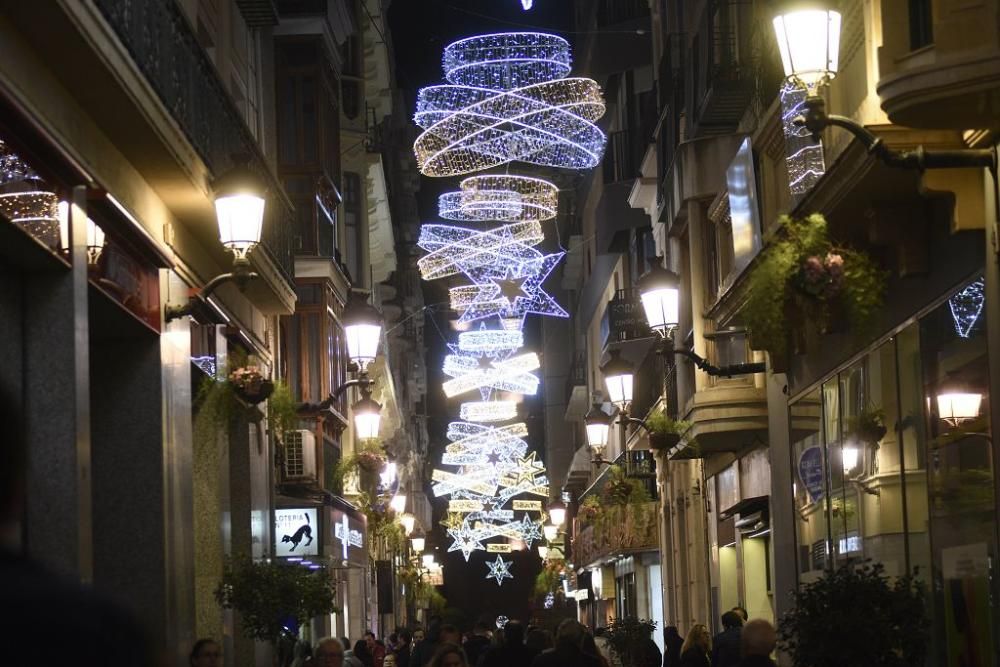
[439,174,558,222]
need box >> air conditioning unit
[284,429,317,480]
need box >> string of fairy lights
[412,31,606,585]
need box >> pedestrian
[736,620,777,667]
[384,655,397,667]
[366,631,386,667]
[663,626,683,667]
[428,642,469,667]
[410,617,443,667]
[395,628,413,667]
[530,619,601,667]
[525,627,553,661]
[355,639,376,667]
[463,620,492,665]
[679,624,711,667]
[480,619,532,667]
[413,629,426,646]
[440,623,462,645]
[316,638,348,666]
[711,611,743,667]
[582,631,610,667]
[731,607,748,624]
[190,638,223,667]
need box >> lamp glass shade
[215,194,265,257]
[548,504,566,527]
[937,391,983,425]
[543,524,559,541]
[586,422,609,448]
[841,445,858,473]
[638,265,680,335]
[604,372,633,407]
[422,552,435,568]
[400,513,416,535]
[537,545,549,560]
[411,535,426,552]
[380,461,398,488]
[390,493,407,514]
[352,396,382,440]
[345,323,382,370]
[772,9,841,88]
[58,200,106,263]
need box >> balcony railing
[94,0,295,281]
[572,501,658,567]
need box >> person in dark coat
[736,620,777,667]
[531,619,600,667]
[479,620,532,667]
[712,611,744,667]
[463,620,492,666]
[410,617,443,667]
[394,628,413,667]
[678,624,711,667]
[663,626,683,667]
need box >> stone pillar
[23,187,92,581]
[767,370,796,625]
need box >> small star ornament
[485,554,514,586]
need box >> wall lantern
[771,2,842,91]
[390,493,407,514]
[344,296,384,371]
[537,545,549,560]
[547,499,566,527]
[400,512,416,535]
[841,444,858,473]
[937,391,983,426]
[543,524,559,542]
[422,550,435,569]
[601,349,634,410]
[410,528,426,553]
[638,263,680,337]
[352,395,382,440]
[165,163,267,322]
[58,201,105,266]
[584,402,611,464]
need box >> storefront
[328,501,369,641]
[788,274,995,665]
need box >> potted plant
[577,496,601,526]
[604,617,659,667]
[744,214,885,356]
[215,554,337,663]
[847,406,887,445]
[778,561,927,667]
[644,409,692,451]
[228,363,274,405]
[355,442,387,493]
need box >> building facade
[0,0,421,664]
[554,1,999,664]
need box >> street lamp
[543,524,559,542]
[638,263,680,337]
[601,349,634,410]
[410,528,426,553]
[57,201,105,266]
[422,550,435,569]
[537,544,549,560]
[937,390,983,426]
[584,402,611,465]
[400,512,416,535]
[165,163,267,321]
[769,1,996,170]
[547,499,566,528]
[390,492,407,514]
[841,444,858,473]
[344,297,384,371]
[352,395,382,440]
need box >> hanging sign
[513,500,542,511]
[487,543,513,553]
[275,508,319,557]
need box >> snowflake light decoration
[485,554,514,586]
[447,521,486,560]
[949,277,985,338]
[417,221,543,280]
[414,32,606,176]
[439,175,558,223]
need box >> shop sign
[331,509,367,566]
[487,543,512,553]
[275,508,318,557]
[607,289,652,343]
[513,500,542,511]
[574,588,590,601]
[797,446,825,502]
[449,500,483,512]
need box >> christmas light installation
[460,400,518,423]
[949,277,985,338]
[442,350,540,399]
[417,221,544,280]
[439,175,558,223]
[449,253,568,329]
[485,554,514,586]
[780,82,826,196]
[0,140,61,249]
[456,327,524,354]
[414,32,606,176]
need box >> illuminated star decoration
[485,555,514,586]
[949,277,984,338]
[447,521,486,560]
[414,32,606,177]
[450,253,568,329]
[518,515,543,548]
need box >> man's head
[555,619,586,649]
[413,629,425,643]
[732,606,749,622]
[315,638,345,665]
[398,629,412,645]
[503,620,524,647]
[741,620,776,657]
[440,624,461,644]
[473,621,490,637]
[365,631,376,649]
[721,611,743,629]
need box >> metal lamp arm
[164,257,258,322]
[670,344,766,378]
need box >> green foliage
[534,560,565,596]
[333,441,387,494]
[744,214,886,355]
[605,617,658,667]
[577,496,601,525]
[268,380,298,440]
[214,554,337,645]
[601,465,651,507]
[778,561,928,667]
[644,408,692,436]
[846,406,887,445]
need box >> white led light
[439,175,558,223]
[460,400,518,423]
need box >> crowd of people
[188,609,778,667]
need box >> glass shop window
[790,387,828,582]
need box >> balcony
[564,351,589,421]
[572,501,658,568]
[597,136,651,252]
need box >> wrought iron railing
[93,0,295,281]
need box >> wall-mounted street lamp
[400,512,416,536]
[390,492,407,514]
[542,524,559,542]
[166,164,267,322]
[547,499,566,527]
[585,402,612,465]
[601,349,634,410]
[410,527,426,553]
[58,201,105,266]
[638,263,766,378]
[537,544,549,560]
[771,0,996,170]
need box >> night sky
[387,0,576,627]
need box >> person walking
[428,642,469,667]
[735,620,777,667]
[366,631,386,667]
[712,612,743,667]
[530,619,600,667]
[394,629,413,667]
[679,624,711,667]
[190,639,223,667]
[316,638,348,666]
[410,618,444,667]
[663,626,683,667]
[463,620,492,665]
[480,619,532,667]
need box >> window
[342,172,363,284]
[909,0,933,50]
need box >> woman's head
[428,642,468,667]
[190,639,222,667]
[681,625,711,654]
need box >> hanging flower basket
[228,365,274,406]
[649,432,680,451]
[356,450,386,473]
